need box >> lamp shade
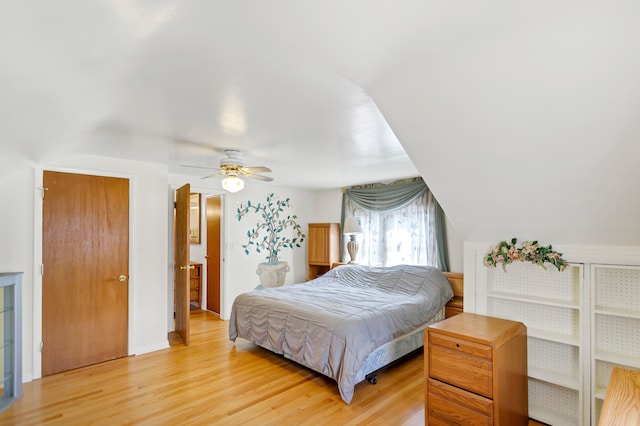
[221,175,244,193]
[343,216,363,235]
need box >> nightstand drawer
[429,334,493,398]
[428,379,493,425]
[429,333,492,359]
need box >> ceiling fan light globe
[221,176,244,193]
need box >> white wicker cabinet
[486,263,585,425]
[591,264,640,424]
[482,262,640,425]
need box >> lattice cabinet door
[486,263,585,426]
[591,264,640,424]
[0,272,22,414]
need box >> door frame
[167,185,227,330]
[32,167,136,380]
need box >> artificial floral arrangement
[484,238,568,272]
[236,193,306,264]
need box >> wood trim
[443,272,464,318]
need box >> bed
[228,264,455,404]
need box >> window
[342,178,448,270]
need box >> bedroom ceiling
[1,0,421,189]
[3,1,639,245]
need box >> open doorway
[171,188,223,341]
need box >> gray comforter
[228,264,453,403]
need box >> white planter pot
[256,261,290,288]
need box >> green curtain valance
[344,178,426,212]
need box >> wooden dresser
[424,313,528,425]
[307,223,340,279]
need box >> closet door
[42,171,129,375]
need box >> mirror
[189,193,201,244]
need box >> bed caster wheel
[366,374,377,385]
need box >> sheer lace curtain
[341,178,449,271]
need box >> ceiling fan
[182,149,273,193]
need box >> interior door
[206,196,221,314]
[174,184,190,345]
[42,171,129,376]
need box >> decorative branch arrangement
[484,238,568,272]
[236,193,305,264]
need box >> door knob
[118,275,127,282]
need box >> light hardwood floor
[1,311,547,425]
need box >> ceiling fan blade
[242,166,272,173]
[201,172,226,179]
[181,164,221,171]
[241,171,274,182]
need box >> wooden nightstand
[425,313,528,425]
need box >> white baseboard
[134,340,170,356]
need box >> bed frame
[356,271,464,385]
[443,272,464,318]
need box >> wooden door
[206,196,221,314]
[174,184,190,345]
[42,171,129,376]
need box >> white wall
[369,1,640,248]
[0,167,35,381]
[312,189,343,223]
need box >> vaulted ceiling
[3,1,639,245]
[2,1,420,188]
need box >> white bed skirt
[354,307,446,384]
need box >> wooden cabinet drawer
[428,378,493,425]
[429,333,493,398]
[430,333,492,358]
